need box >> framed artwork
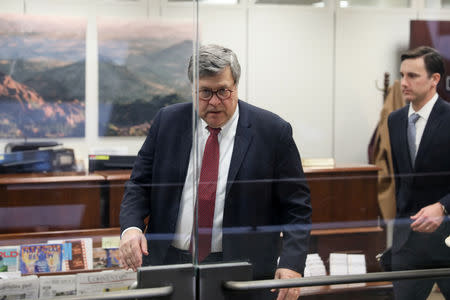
[410,20,450,102]
[0,14,87,138]
[97,17,193,136]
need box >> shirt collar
[408,93,438,122]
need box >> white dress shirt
[408,93,438,157]
[172,105,239,252]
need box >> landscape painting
[0,14,86,138]
[97,17,193,136]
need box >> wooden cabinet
[0,172,104,233]
[94,170,131,228]
[0,167,384,264]
[305,165,380,224]
[304,165,385,272]
[100,165,385,271]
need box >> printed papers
[0,275,39,299]
[76,270,136,295]
[39,275,77,299]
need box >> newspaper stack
[0,271,21,279]
[303,253,327,277]
[39,274,76,299]
[0,275,39,299]
[76,269,137,296]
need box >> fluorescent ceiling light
[340,0,349,7]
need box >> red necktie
[197,126,221,262]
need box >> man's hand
[271,268,302,300]
[119,228,148,271]
[410,202,445,233]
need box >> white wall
[1,0,450,167]
[334,7,417,163]
[248,5,334,158]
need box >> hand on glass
[410,202,445,233]
[271,268,301,300]
[119,228,148,271]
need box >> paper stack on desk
[329,253,367,288]
[302,253,327,293]
[329,253,348,276]
[329,253,349,289]
[347,254,366,275]
[304,253,327,277]
[347,254,366,287]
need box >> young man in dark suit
[388,46,450,300]
[119,44,311,300]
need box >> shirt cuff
[121,226,142,239]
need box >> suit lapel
[177,108,193,183]
[415,98,445,168]
[225,101,254,197]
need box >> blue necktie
[407,113,420,167]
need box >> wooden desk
[95,170,131,227]
[0,172,104,233]
[304,164,380,224]
[100,165,384,271]
[0,165,383,271]
[101,165,380,227]
[304,165,383,272]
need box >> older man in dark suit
[119,44,311,300]
[388,46,450,300]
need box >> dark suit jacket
[120,100,312,278]
[388,97,450,252]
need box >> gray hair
[187,44,241,85]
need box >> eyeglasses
[198,88,234,101]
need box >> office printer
[0,142,76,174]
[88,154,136,172]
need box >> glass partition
[191,0,449,299]
[1,0,450,299]
[338,0,411,7]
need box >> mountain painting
[97,18,193,136]
[0,14,86,138]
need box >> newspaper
[76,270,137,295]
[0,272,21,279]
[0,275,39,299]
[39,275,76,299]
